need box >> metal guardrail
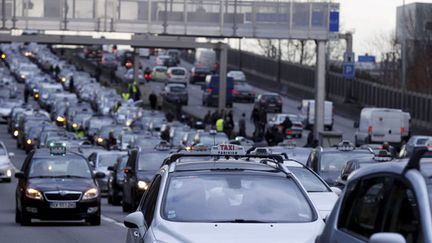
[227,49,432,131]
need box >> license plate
[50,202,76,209]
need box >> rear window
[170,86,186,92]
[156,68,167,72]
[138,152,169,171]
[171,69,186,75]
[262,95,280,101]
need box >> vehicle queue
[0,42,430,243]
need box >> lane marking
[101,215,126,228]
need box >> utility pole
[314,41,327,141]
[401,0,407,109]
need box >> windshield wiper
[211,219,269,223]
[29,175,57,179]
[51,175,89,179]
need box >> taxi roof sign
[211,144,246,156]
[49,142,67,156]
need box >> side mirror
[353,121,359,128]
[15,171,25,179]
[107,166,115,171]
[95,172,106,179]
[8,152,15,158]
[369,233,406,243]
[341,173,349,181]
[124,166,132,174]
[124,212,147,236]
[330,186,342,196]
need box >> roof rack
[163,152,288,175]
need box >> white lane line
[101,215,126,228]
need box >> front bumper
[21,197,100,220]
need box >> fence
[227,49,432,131]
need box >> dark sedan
[15,146,105,226]
[190,66,211,84]
[254,93,283,113]
[232,80,256,103]
[122,147,173,212]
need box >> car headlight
[82,188,99,200]
[13,130,19,137]
[137,181,149,190]
[25,188,43,200]
[72,123,78,129]
[96,137,104,143]
[6,169,12,177]
[21,74,26,79]
[26,139,32,145]
[56,116,65,123]
[61,77,66,82]
[126,120,132,126]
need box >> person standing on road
[128,81,141,101]
[224,111,234,138]
[281,116,293,137]
[250,107,260,139]
[216,117,224,133]
[149,91,158,110]
[94,66,101,82]
[238,113,246,137]
[69,76,75,92]
[259,107,267,138]
[203,110,212,130]
[24,85,29,104]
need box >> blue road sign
[358,55,376,63]
[343,63,355,79]
[329,11,339,32]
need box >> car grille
[44,191,82,201]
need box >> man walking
[149,91,157,110]
[238,113,246,137]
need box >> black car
[15,144,105,225]
[163,57,177,67]
[190,66,211,84]
[306,141,375,186]
[107,155,128,205]
[254,93,283,113]
[122,145,173,212]
[232,80,256,103]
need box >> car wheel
[20,212,31,226]
[122,200,131,212]
[107,195,113,205]
[86,215,101,226]
[15,207,21,224]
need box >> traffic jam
[0,42,430,243]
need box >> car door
[332,175,393,243]
[127,175,162,243]
[124,150,138,204]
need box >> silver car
[0,141,15,182]
[124,147,325,243]
[317,146,432,243]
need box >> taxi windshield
[138,152,168,171]
[163,174,314,223]
[320,152,374,173]
[29,157,91,178]
[199,134,229,146]
[288,167,329,192]
[0,144,7,156]
[98,153,124,168]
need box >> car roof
[33,148,87,160]
[172,159,287,176]
[348,161,406,181]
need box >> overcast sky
[339,0,432,55]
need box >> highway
[114,55,357,144]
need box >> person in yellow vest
[122,92,130,101]
[216,117,224,132]
[128,81,141,101]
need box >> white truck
[354,108,411,147]
[298,99,334,131]
[195,48,216,71]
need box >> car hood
[137,171,158,182]
[308,192,338,219]
[153,220,324,243]
[28,178,95,192]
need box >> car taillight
[286,130,292,135]
[401,127,405,133]
[232,89,239,95]
[207,88,213,93]
[368,126,373,133]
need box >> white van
[298,100,334,130]
[354,108,411,147]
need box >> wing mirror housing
[369,233,406,243]
[330,186,342,196]
[15,171,25,179]
[124,166,132,174]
